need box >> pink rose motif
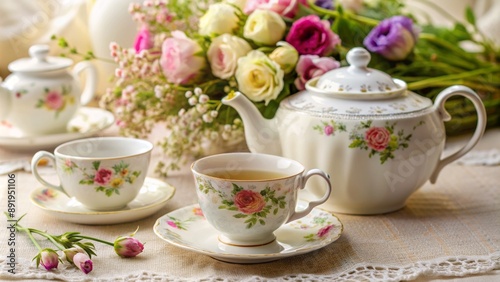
[365,127,391,151]
[317,224,334,238]
[244,0,308,18]
[167,220,178,228]
[286,15,341,56]
[192,207,204,217]
[133,26,154,53]
[294,55,340,90]
[160,30,206,84]
[234,190,266,214]
[324,125,334,136]
[94,168,113,185]
[45,91,64,110]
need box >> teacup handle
[430,85,487,183]
[31,151,68,196]
[72,61,97,106]
[287,169,332,223]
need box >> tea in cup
[31,137,153,211]
[191,153,332,247]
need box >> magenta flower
[294,55,340,90]
[167,220,178,228]
[286,15,340,56]
[36,248,59,271]
[94,168,113,185]
[363,16,419,61]
[45,91,64,110]
[133,25,154,53]
[114,235,144,258]
[73,253,93,274]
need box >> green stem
[29,229,66,251]
[74,235,114,247]
[407,66,500,90]
[307,1,379,26]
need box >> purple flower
[114,236,144,258]
[73,253,93,274]
[363,16,419,61]
[36,248,59,271]
[315,0,334,10]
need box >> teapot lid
[306,47,406,99]
[8,45,73,73]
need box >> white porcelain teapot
[222,47,487,215]
[0,44,97,136]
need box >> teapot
[0,44,97,136]
[222,47,487,215]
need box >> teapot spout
[222,92,282,156]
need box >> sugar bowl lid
[306,47,407,99]
[8,44,73,73]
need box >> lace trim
[1,252,499,281]
[457,149,500,166]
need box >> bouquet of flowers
[98,0,500,176]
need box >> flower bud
[37,248,59,271]
[114,236,144,258]
[73,253,93,274]
[269,42,299,74]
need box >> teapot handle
[430,85,487,183]
[72,61,97,106]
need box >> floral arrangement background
[95,0,500,176]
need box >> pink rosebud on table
[114,235,145,258]
[73,253,93,274]
[36,248,59,271]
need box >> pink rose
[244,0,308,18]
[45,91,64,110]
[286,15,341,56]
[294,55,340,90]
[324,125,334,136]
[94,168,112,185]
[160,31,206,84]
[133,26,154,53]
[234,190,266,214]
[365,127,391,151]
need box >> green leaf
[233,214,247,218]
[465,6,476,26]
[92,161,100,171]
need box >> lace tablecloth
[0,128,499,281]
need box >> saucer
[153,201,343,263]
[0,107,114,151]
[30,177,175,225]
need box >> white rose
[269,41,299,74]
[243,9,286,46]
[224,0,247,10]
[235,50,284,105]
[199,3,241,36]
[207,34,252,79]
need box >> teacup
[31,137,153,211]
[191,152,332,247]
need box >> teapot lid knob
[29,45,50,62]
[346,47,370,69]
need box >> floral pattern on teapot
[196,176,289,229]
[314,120,425,164]
[60,159,142,196]
[34,85,75,117]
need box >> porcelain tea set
[20,46,487,263]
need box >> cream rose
[269,41,299,74]
[243,9,286,46]
[199,3,241,36]
[235,50,284,105]
[207,34,252,79]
